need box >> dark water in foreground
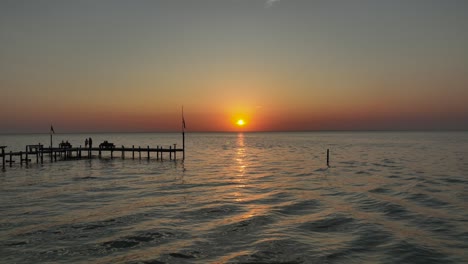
[1,132,467,263]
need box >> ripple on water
[298,213,356,233]
[406,193,449,208]
[29,229,183,263]
[321,224,393,263]
[368,187,393,194]
[275,199,322,216]
[357,196,412,220]
[225,239,311,264]
[184,204,244,220]
[385,240,455,264]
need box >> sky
[1,0,467,132]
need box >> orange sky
[1,1,467,133]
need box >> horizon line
[1,129,467,135]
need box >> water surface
[1,132,467,263]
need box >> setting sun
[236,119,245,126]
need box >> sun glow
[236,119,245,126]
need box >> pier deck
[1,144,183,170]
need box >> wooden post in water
[111,148,113,159]
[40,147,44,164]
[147,146,150,160]
[327,149,330,167]
[156,146,159,160]
[182,131,185,161]
[181,106,186,161]
[132,145,135,160]
[1,147,5,170]
[122,146,125,159]
[138,146,141,160]
[54,150,57,161]
[169,146,172,160]
[174,144,177,160]
[99,148,101,158]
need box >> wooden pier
[1,144,184,171]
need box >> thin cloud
[265,0,280,8]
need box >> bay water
[1,132,467,263]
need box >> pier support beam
[1,147,5,170]
[9,151,13,167]
[327,149,330,167]
[1,143,185,170]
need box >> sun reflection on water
[234,133,247,202]
[236,132,246,176]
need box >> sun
[236,119,245,126]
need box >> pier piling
[327,149,330,167]
[2,142,184,171]
[1,147,5,170]
[9,151,13,167]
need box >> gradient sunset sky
[1,0,467,132]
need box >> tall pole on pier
[50,125,55,148]
[182,106,186,160]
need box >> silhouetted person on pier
[85,138,88,148]
[89,138,93,149]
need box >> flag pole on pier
[50,125,55,148]
[182,106,186,160]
